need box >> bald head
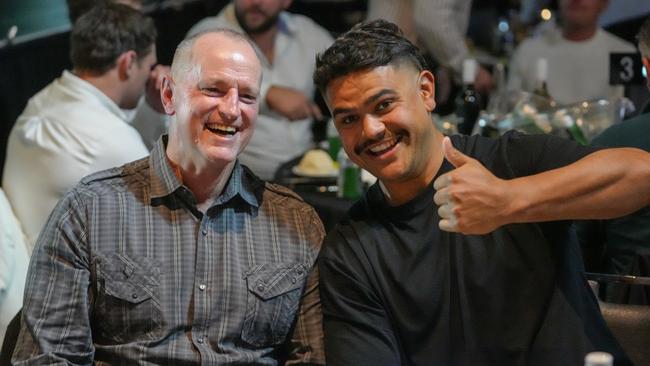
[170,29,262,84]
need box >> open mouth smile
[205,123,238,136]
[365,135,403,156]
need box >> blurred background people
[187,0,334,180]
[2,3,161,248]
[507,0,635,106]
[366,0,494,108]
[0,189,28,349]
[576,16,650,305]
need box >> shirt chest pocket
[241,262,308,347]
[93,253,163,343]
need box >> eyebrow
[331,88,396,117]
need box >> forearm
[506,148,650,223]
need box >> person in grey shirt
[12,29,324,365]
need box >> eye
[376,99,393,112]
[240,94,257,104]
[338,115,359,126]
[201,87,222,96]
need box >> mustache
[354,132,403,155]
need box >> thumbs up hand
[433,137,510,234]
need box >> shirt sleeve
[318,229,401,366]
[11,189,95,365]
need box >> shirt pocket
[93,253,163,343]
[241,262,308,347]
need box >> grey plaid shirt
[13,136,325,365]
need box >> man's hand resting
[266,86,323,121]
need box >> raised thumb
[442,136,468,168]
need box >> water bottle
[455,59,482,135]
[337,149,361,199]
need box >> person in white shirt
[2,3,164,247]
[366,0,493,96]
[187,0,334,180]
[507,0,636,106]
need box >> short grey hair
[170,28,259,81]
[638,17,650,58]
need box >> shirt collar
[60,70,128,121]
[148,135,262,209]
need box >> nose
[362,114,385,140]
[218,88,240,122]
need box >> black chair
[0,310,21,366]
[586,273,650,366]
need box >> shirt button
[201,229,208,235]
[291,277,297,284]
[131,293,139,299]
[197,337,204,344]
[199,284,206,291]
[257,284,265,292]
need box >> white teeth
[369,139,396,153]
[207,124,236,133]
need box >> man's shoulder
[77,157,150,194]
[262,182,311,209]
[283,12,333,44]
[592,112,650,150]
[598,29,636,51]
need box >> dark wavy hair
[313,19,429,94]
[70,2,156,74]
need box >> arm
[318,232,401,365]
[12,191,94,365]
[434,137,650,234]
[284,208,325,365]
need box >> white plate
[292,166,338,178]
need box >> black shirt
[319,131,630,366]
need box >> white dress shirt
[2,70,151,247]
[0,188,28,344]
[507,28,636,106]
[366,0,472,76]
[187,4,334,180]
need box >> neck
[73,68,124,107]
[249,27,278,64]
[380,131,445,206]
[562,25,597,42]
[165,139,235,209]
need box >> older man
[187,0,333,180]
[313,19,650,365]
[12,29,324,365]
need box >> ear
[160,75,176,116]
[116,50,137,81]
[418,69,436,112]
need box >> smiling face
[325,63,441,187]
[163,33,262,172]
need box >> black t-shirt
[319,131,630,366]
